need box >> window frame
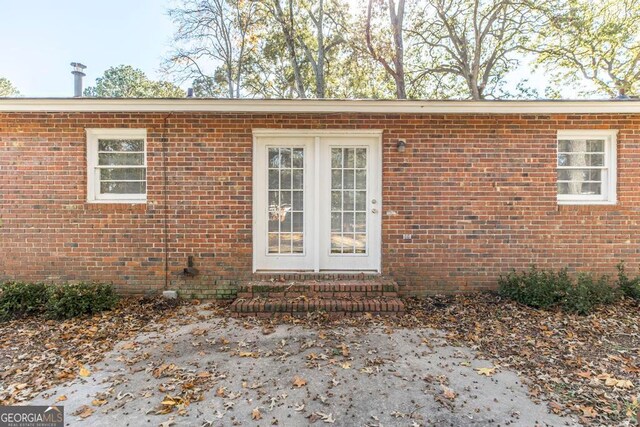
[86,128,148,203]
[556,129,617,205]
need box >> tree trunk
[366,0,406,99]
[316,0,325,98]
[389,0,406,99]
[273,0,306,98]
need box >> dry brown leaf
[92,399,108,407]
[78,367,91,377]
[55,395,67,402]
[252,407,262,420]
[441,385,456,400]
[74,405,94,419]
[292,376,307,388]
[121,342,135,350]
[580,405,597,418]
[475,367,495,377]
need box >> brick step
[237,280,399,299]
[230,296,405,318]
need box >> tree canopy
[84,65,185,98]
[85,0,640,100]
[0,78,20,97]
[534,0,640,97]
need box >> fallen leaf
[78,367,91,377]
[56,395,67,402]
[292,376,307,388]
[475,367,496,377]
[252,407,262,420]
[239,351,258,358]
[441,385,456,400]
[340,362,351,369]
[73,405,94,419]
[580,406,597,418]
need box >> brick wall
[1,112,639,296]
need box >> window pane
[586,140,604,152]
[98,153,144,166]
[280,148,291,168]
[354,234,366,253]
[356,148,367,168]
[355,191,366,211]
[100,168,145,181]
[344,170,355,189]
[331,191,342,210]
[343,191,354,211]
[557,182,602,195]
[292,191,303,210]
[292,169,303,189]
[292,233,303,253]
[558,139,604,153]
[557,153,604,167]
[355,213,366,232]
[292,148,304,168]
[331,170,342,189]
[331,148,342,168]
[268,170,279,189]
[281,211,292,232]
[100,181,145,194]
[557,169,601,182]
[331,213,341,232]
[98,139,143,152]
[267,146,304,254]
[268,148,280,168]
[292,212,303,232]
[356,170,366,189]
[344,148,355,168]
[280,170,291,189]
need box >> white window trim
[557,129,617,205]
[86,128,147,203]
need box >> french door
[253,130,381,272]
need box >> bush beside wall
[616,262,640,301]
[0,282,118,320]
[498,265,637,315]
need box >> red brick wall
[1,112,639,296]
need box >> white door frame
[253,129,382,273]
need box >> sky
[0,0,176,97]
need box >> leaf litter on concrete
[0,297,190,405]
[2,292,638,425]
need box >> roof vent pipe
[70,62,87,97]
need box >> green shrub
[562,273,620,315]
[616,261,640,301]
[0,282,48,320]
[498,266,570,309]
[499,266,620,314]
[45,283,118,319]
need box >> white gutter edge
[0,98,639,114]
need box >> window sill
[557,200,617,206]
[88,199,147,204]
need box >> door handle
[371,208,378,214]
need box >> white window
[86,128,147,203]
[557,130,617,205]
